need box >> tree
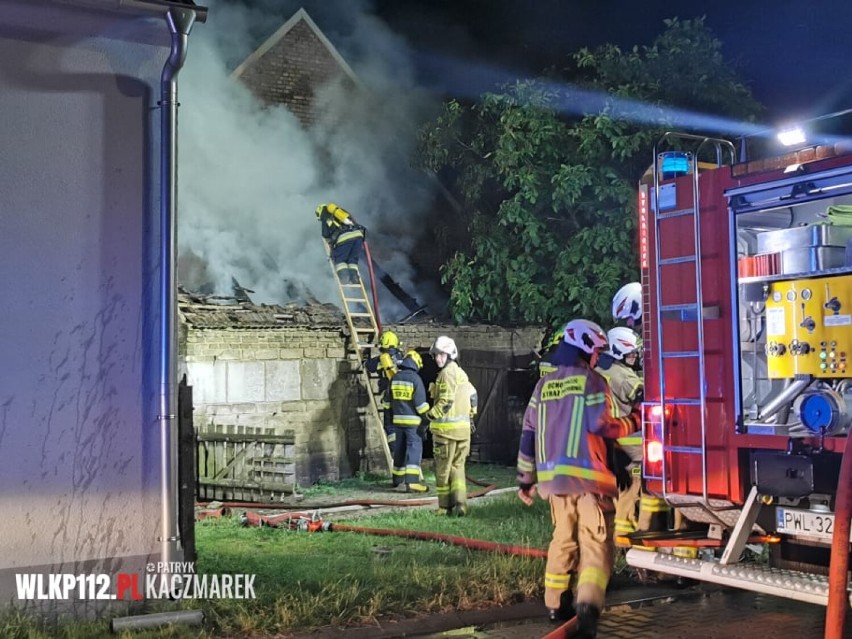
[418,17,763,327]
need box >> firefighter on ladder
[427,336,477,517]
[316,202,366,283]
[385,349,430,493]
[595,326,644,543]
[516,319,640,638]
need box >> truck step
[625,547,852,607]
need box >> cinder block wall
[181,322,544,487]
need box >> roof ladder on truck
[321,239,393,474]
[650,132,736,515]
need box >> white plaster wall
[0,0,171,583]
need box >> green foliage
[418,17,763,326]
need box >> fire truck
[625,131,852,607]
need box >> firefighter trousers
[432,434,469,512]
[614,464,641,544]
[545,492,615,612]
[391,426,423,486]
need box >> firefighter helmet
[430,335,458,360]
[315,204,325,218]
[549,322,568,348]
[563,319,608,355]
[405,349,423,370]
[379,330,399,350]
[612,282,642,323]
[606,326,640,360]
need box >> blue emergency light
[659,152,690,179]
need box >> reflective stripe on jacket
[427,360,473,440]
[517,362,637,498]
[388,361,429,426]
[596,359,644,461]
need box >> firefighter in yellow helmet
[517,319,640,636]
[426,336,477,517]
[366,330,405,449]
[538,322,567,377]
[384,349,430,493]
[315,202,366,283]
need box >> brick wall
[238,19,355,128]
[180,322,545,488]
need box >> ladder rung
[661,351,700,358]
[343,297,368,303]
[659,255,696,265]
[340,283,362,287]
[660,303,698,312]
[669,446,702,454]
[349,312,373,318]
[656,207,694,220]
[666,398,702,406]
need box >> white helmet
[612,282,642,323]
[430,335,458,360]
[563,319,608,355]
[606,327,640,360]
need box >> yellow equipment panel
[764,274,852,378]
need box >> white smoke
[178,0,443,319]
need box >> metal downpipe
[158,5,197,569]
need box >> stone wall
[181,321,545,488]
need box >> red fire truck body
[627,133,852,606]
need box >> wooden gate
[195,425,296,502]
[462,350,537,465]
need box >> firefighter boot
[407,483,429,493]
[575,603,601,639]
[547,590,576,623]
[451,504,467,517]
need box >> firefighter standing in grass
[516,319,640,638]
[316,202,366,283]
[385,349,430,493]
[427,336,478,517]
[610,282,675,535]
[595,327,644,543]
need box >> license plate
[776,507,845,543]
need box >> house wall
[0,0,173,609]
[237,17,353,127]
[182,322,543,487]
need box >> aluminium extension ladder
[321,239,393,473]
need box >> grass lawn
[2,464,558,639]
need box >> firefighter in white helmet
[517,319,640,637]
[596,326,644,544]
[426,336,477,517]
[611,282,642,329]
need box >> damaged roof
[179,290,344,330]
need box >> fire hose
[825,431,852,639]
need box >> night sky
[370,0,852,124]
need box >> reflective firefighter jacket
[319,208,365,248]
[427,360,477,441]
[517,361,638,498]
[596,357,644,463]
[384,356,429,427]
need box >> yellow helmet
[405,349,423,370]
[379,330,399,350]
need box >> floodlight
[777,126,806,147]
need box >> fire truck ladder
[322,239,393,473]
[651,132,736,513]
